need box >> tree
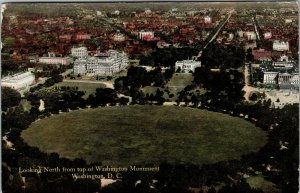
[2,87,21,111]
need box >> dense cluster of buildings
[73,49,128,75]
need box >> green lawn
[22,106,267,166]
[167,73,194,88]
[49,82,106,99]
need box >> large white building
[1,71,35,90]
[263,71,299,86]
[273,40,289,51]
[263,72,278,84]
[175,60,201,73]
[71,46,88,58]
[278,73,299,85]
[73,50,128,75]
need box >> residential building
[175,60,201,73]
[1,71,35,90]
[73,50,128,75]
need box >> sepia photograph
[1,1,299,193]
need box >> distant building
[39,52,73,65]
[59,34,72,41]
[264,32,272,39]
[285,19,293,24]
[272,55,294,70]
[145,8,152,14]
[113,33,125,42]
[76,34,91,41]
[1,71,35,90]
[71,46,88,58]
[244,31,256,40]
[252,49,272,61]
[73,50,128,75]
[138,31,154,41]
[204,16,212,24]
[175,60,201,73]
[273,40,289,51]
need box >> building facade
[39,56,73,65]
[73,50,128,75]
[138,31,154,41]
[1,71,35,90]
[71,46,88,58]
[263,72,299,86]
[273,40,289,51]
[263,72,278,84]
[175,60,201,73]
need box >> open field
[21,106,267,166]
[167,73,194,88]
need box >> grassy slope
[21,105,267,166]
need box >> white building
[263,72,299,86]
[1,71,35,90]
[175,60,201,73]
[278,73,299,85]
[71,46,88,58]
[273,40,289,51]
[263,72,278,84]
[204,16,212,24]
[245,31,256,40]
[73,50,128,75]
[138,31,154,41]
[264,32,272,39]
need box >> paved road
[196,9,234,59]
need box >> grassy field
[167,73,194,88]
[49,82,106,99]
[21,106,267,166]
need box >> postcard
[1,1,299,193]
